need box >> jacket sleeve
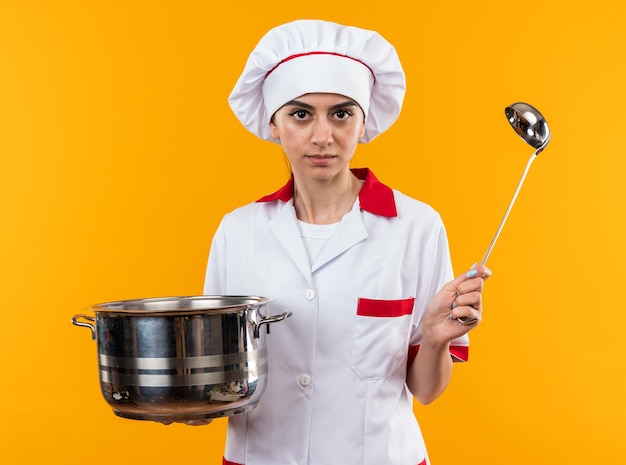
[203,218,228,295]
[409,215,470,362]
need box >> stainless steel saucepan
[72,295,291,422]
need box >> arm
[406,264,491,404]
[160,223,229,427]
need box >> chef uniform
[203,20,469,465]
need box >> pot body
[72,296,289,422]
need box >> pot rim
[86,295,271,316]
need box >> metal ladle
[481,102,551,265]
[457,102,551,325]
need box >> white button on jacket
[298,374,312,387]
[204,169,469,465]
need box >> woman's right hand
[159,419,214,426]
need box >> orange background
[1,1,625,464]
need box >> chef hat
[228,19,406,143]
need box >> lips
[306,155,336,166]
[306,154,336,166]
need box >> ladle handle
[458,148,540,326]
[480,150,538,266]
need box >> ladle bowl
[505,102,551,152]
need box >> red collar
[256,168,397,218]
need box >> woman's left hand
[422,264,492,343]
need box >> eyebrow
[282,99,359,111]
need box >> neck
[293,170,361,224]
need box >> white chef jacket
[203,168,469,465]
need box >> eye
[288,109,310,120]
[333,109,353,120]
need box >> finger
[448,304,481,324]
[450,290,482,324]
[456,264,492,296]
[186,419,214,426]
[456,277,484,296]
[454,290,482,310]
[471,263,492,280]
[441,267,482,297]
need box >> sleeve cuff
[407,344,469,368]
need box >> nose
[311,118,334,147]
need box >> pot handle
[254,311,292,338]
[72,314,96,340]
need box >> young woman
[203,19,491,465]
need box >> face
[269,93,366,182]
